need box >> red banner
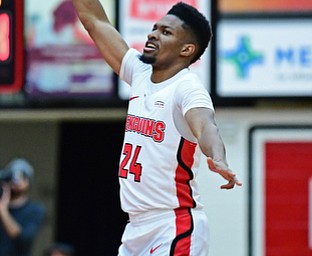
[130,0,198,20]
[265,142,312,255]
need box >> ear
[180,44,196,58]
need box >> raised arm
[185,107,242,189]
[72,0,129,74]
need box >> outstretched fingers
[207,157,242,189]
[220,175,242,189]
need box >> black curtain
[56,121,128,256]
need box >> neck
[151,64,188,83]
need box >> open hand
[207,157,242,189]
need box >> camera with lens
[0,169,13,183]
[0,169,13,198]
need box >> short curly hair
[167,2,212,64]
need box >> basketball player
[72,1,242,255]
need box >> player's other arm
[185,108,242,189]
[72,0,129,75]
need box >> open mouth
[144,42,158,53]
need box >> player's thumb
[207,157,217,172]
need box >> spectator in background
[0,158,46,256]
[43,242,75,256]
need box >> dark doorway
[56,121,128,256]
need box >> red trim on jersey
[175,138,197,208]
[170,208,194,256]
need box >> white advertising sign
[217,19,312,97]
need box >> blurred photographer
[0,158,46,256]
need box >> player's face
[140,15,190,68]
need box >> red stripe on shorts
[170,208,194,256]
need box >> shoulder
[122,49,149,70]
[174,71,214,113]
[122,48,141,63]
[175,71,208,96]
[120,48,151,84]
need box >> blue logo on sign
[220,36,264,79]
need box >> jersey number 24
[119,143,142,182]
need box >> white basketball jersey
[119,49,214,215]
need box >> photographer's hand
[0,184,22,238]
[0,184,11,211]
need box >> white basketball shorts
[118,208,210,256]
